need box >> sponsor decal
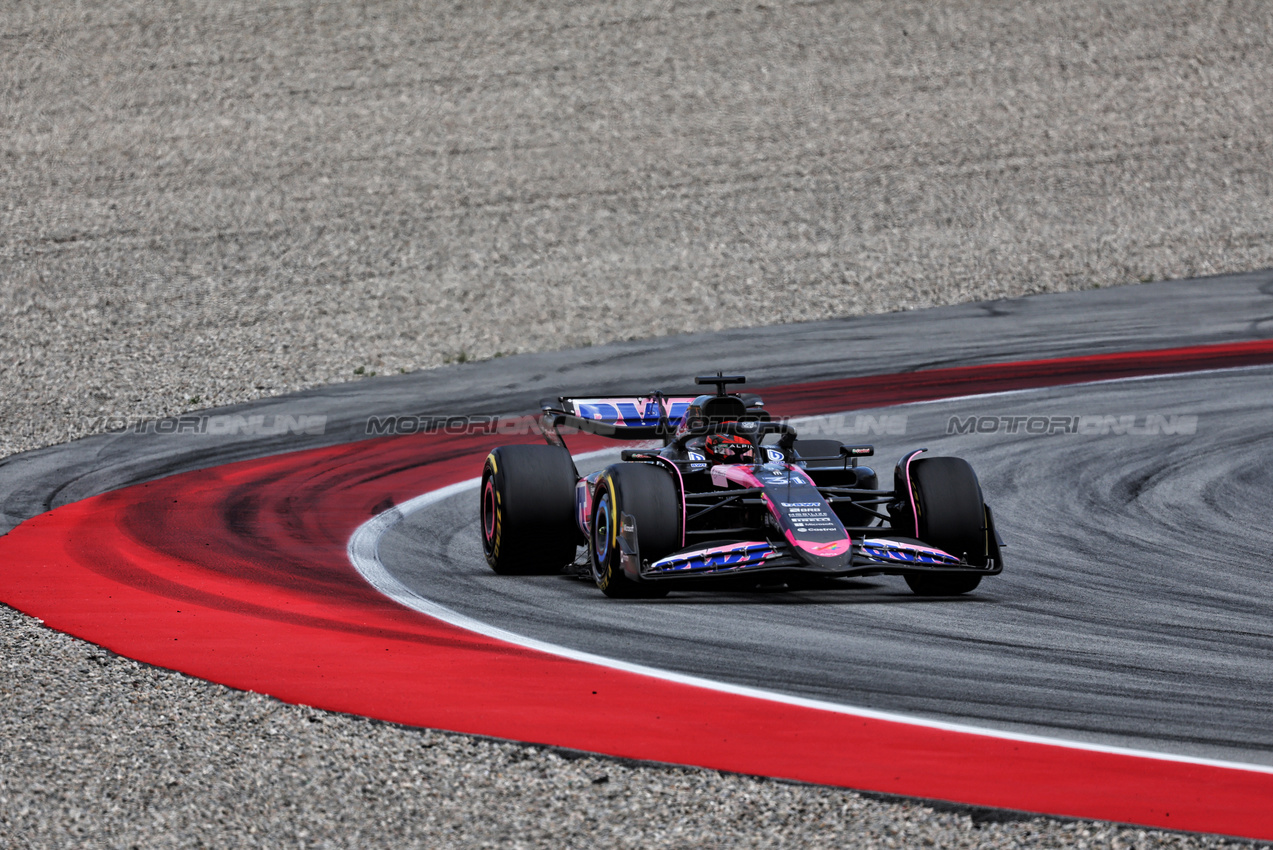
[573,397,695,427]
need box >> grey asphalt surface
[3,275,1272,849]
[3,272,1272,769]
[6,0,1273,843]
[7,0,1273,465]
[4,269,1272,534]
[381,366,1273,767]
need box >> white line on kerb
[346,433,1273,776]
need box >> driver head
[705,432,755,465]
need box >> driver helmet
[705,433,755,465]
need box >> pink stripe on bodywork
[787,535,852,557]
[715,464,764,488]
[862,537,954,559]
[903,449,927,538]
[651,455,687,548]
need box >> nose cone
[790,536,853,570]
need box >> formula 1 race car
[479,374,1003,598]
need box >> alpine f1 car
[480,374,1003,598]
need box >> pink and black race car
[480,374,1003,598]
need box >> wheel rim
[481,476,497,550]
[593,491,611,565]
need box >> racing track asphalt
[379,364,1273,768]
[1,271,1272,801]
[5,270,1273,533]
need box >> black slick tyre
[480,444,578,575]
[589,463,679,599]
[904,456,985,596]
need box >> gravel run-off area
[2,0,1272,846]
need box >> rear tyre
[904,456,985,596]
[480,445,578,575]
[590,463,679,599]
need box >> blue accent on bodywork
[858,541,961,565]
[575,398,691,427]
[647,541,774,574]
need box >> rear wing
[539,395,699,443]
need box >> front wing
[635,536,1003,581]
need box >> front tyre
[590,463,679,599]
[480,445,578,575]
[904,456,986,596]
[904,571,981,596]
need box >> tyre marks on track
[3,342,1273,839]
